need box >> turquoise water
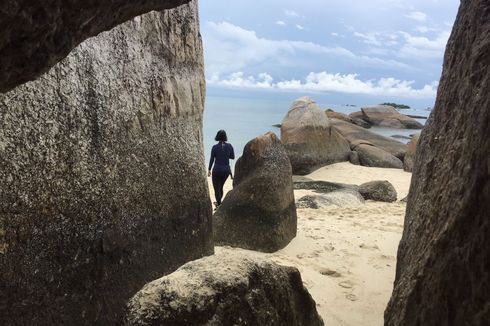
[203,95,430,167]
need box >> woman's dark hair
[215,130,228,142]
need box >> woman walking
[208,130,235,209]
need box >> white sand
[207,162,412,326]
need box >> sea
[203,95,430,167]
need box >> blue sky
[199,0,460,107]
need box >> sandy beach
[208,162,412,326]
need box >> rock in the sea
[359,180,397,202]
[330,118,407,160]
[385,1,490,324]
[297,190,365,209]
[403,133,420,172]
[325,109,353,123]
[124,248,324,326]
[361,105,424,129]
[348,111,372,128]
[355,144,404,169]
[281,97,351,175]
[214,132,297,253]
[0,4,212,325]
[0,0,192,92]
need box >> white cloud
[296,24,305,30]
[398,30,450,59]
[285,10,300,17]
[276,20,286,26]
[208,71,438,99]
[405,11,428,22]
[202,21,412,76]
[354,32,382,46]
[331,32,339,37]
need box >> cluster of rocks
[280,97,423,173]
[294,178,398,208]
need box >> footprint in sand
[346,293,358,301]
[359,243,380,250]
[319,268,342,278]
[338,280,354,289]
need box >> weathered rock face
[297,190,365,209]
[403,133,420,172]
[361,105,424,129]
[0,0,192,92]
[214,132,297,253]
[0,3,212,325]
[355,144,404,169]
[281,97,351,175]
[359,181,397,202]
[124,248,324,326]
[385,0,490,325]
[330,118,407,160]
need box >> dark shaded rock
[293,179,358,193]
[281,97,351,175]
[214,132,297,253]
[406,114,427,119]
[391,135,412,140]
[355,144,404,169]
[359,180,397,202]
[361,105,424,129]
[399,196,408,203]
[330,118,407,159]
[0,0,192,92]
[0,4,212,325]
[385,1,490,324]
[297,190,365,209]
[403,133,420,172]
[273,123,282,128]
[124,248,324,326]
[349,111,372,128]
[349,151,360,165]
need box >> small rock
[359,180,398,202]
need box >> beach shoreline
[208,162,411,326]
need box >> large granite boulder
[361,105,424,129]
[348,111,372,128]
[0,4,212,325]
[281,97,351,175]
[0,0,192,92]
[359,181,397,202]
[355,144,404,169]
[403,133,420,172]
[293,178,358,193]
[297,190,365,209]
[385,0,490,325]
[214,132,297,253]
[124,248,324,326]
[325,109,353,123]
[330,118,407,160]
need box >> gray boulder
[0,0,192,92]
[355,144,404,169]
[403,133,421,172]
[361,105,424,129]
[349,151,361,165]
[359,180,397,202]
[281,97,351,175]
[293,179,358,193]
[297,190,365,209]
[330,118,407,159]
[0,5,212,325]
[348,111,372,128]
[214,132,297,253]
[325,109,353,123]
[386,1,490,324]
[124,249,324,326]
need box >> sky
[199,0,460,107]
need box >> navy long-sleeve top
[208,142,235,173]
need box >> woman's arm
[208,146,215,174]
[229,144,235,160]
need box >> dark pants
[212,170,229,206]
